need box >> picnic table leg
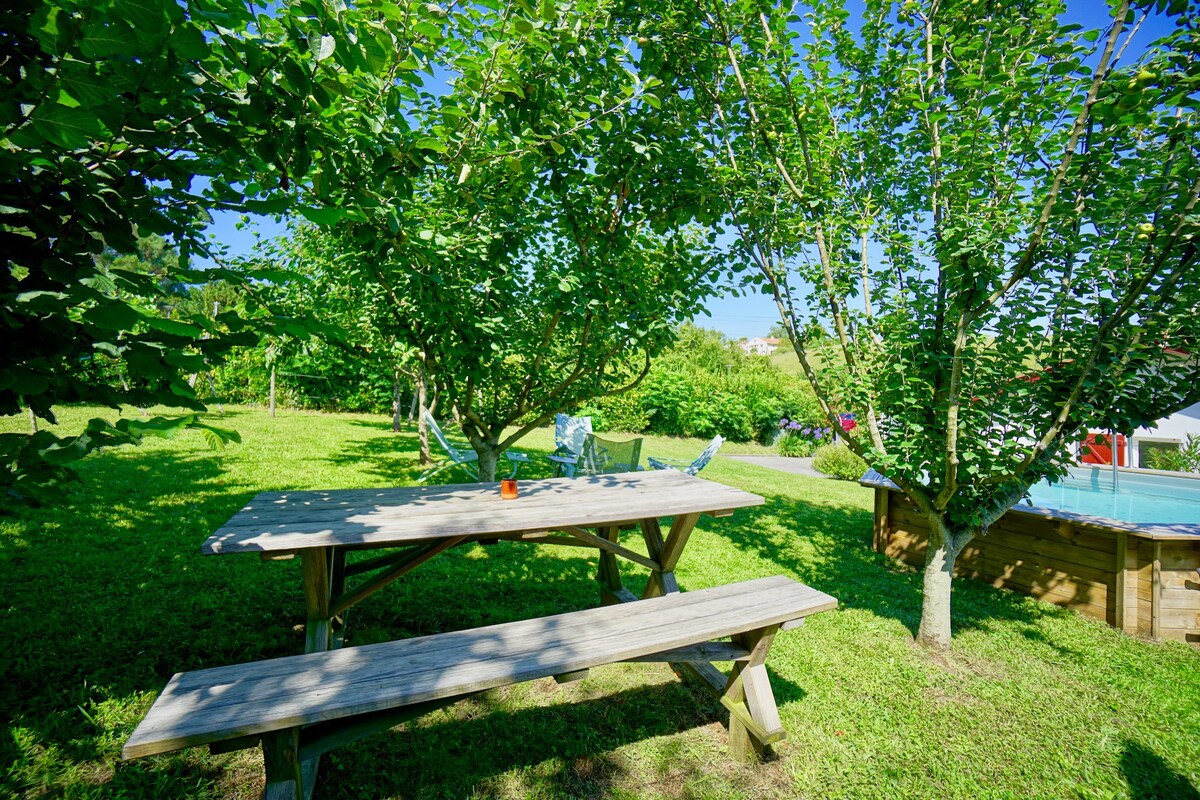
[596,525,627,605]
[641,512,699,599]
[297,547,337,798]
[329,548,347,648]
[301,547,335,654]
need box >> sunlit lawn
[1,406,1198,799]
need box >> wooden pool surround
[862,471,1200,645]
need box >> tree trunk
[916,515,969,650]
[476,441,501,482]
[391,370,403,432]
[416,374,431,466]
[269,368,276,418]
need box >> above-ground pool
[1027,467,1200,526]
[863,467,1200,645]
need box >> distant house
[739,337,781,356]
[1129,402,1200,467]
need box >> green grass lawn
[2,406,1198,799]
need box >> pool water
[1026,467,1200,525]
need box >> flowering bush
[776,418,833,458]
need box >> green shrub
[1146,434,1200,473]
[577,389,651,433]
[813,443,869,481]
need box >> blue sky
[197,1,1177,341]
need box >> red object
[1081,433,1126,466]
[500,479,518,500]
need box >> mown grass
[1,406,1198,800]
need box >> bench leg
[721,625,785,762]
[262,728,316,800]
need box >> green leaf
[79,21,137,58]
[512,17,534,35]
[15,290,68,303]
[60,72,111,107]
[170,25,208,59]
[413,21,442,39]
[415,137,448,154]
[82,302,142,331]
[314,34,336,61]
[114,0,167,43]
[30,105,109,150]
[31,5,61,54]
[298,206,351,225]
[144,317,204,338]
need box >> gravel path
[725,455,831,479]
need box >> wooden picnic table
[204,470,765,659]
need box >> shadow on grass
[0,433,1099,799]
[1121,740,1200,800]
[326,426,561,486]
[318,680,733,800]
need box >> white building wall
[1129,401,1200,467]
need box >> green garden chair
[576,433,643,476]
[647,435,724,476]
[418,411,530,483]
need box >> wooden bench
[123,576,837,799]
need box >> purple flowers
[778,418,830,439]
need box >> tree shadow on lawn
[327,428,560,486]
[1121,739,1200,799]
[0,446,297,792]
[318,679,754,800]
[709,486,1085,653]
[2,464,790,800]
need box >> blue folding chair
[647,436,724,476]
[418,411,529,483]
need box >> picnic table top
[203,470,764,555]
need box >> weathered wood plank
[873,489,889,554]
[343,547,424,578]
[557,525,660,571]
[624,641,751,663]
[123,577,836,759]
[300,549,332,655]
[676,661,732,695]
[204,472,763,554]
[659,513,701,573]
[261,728,303,800]
[1152,541,1162,640]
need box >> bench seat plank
[124,576,835,760]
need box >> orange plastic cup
[500,479,518,500]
